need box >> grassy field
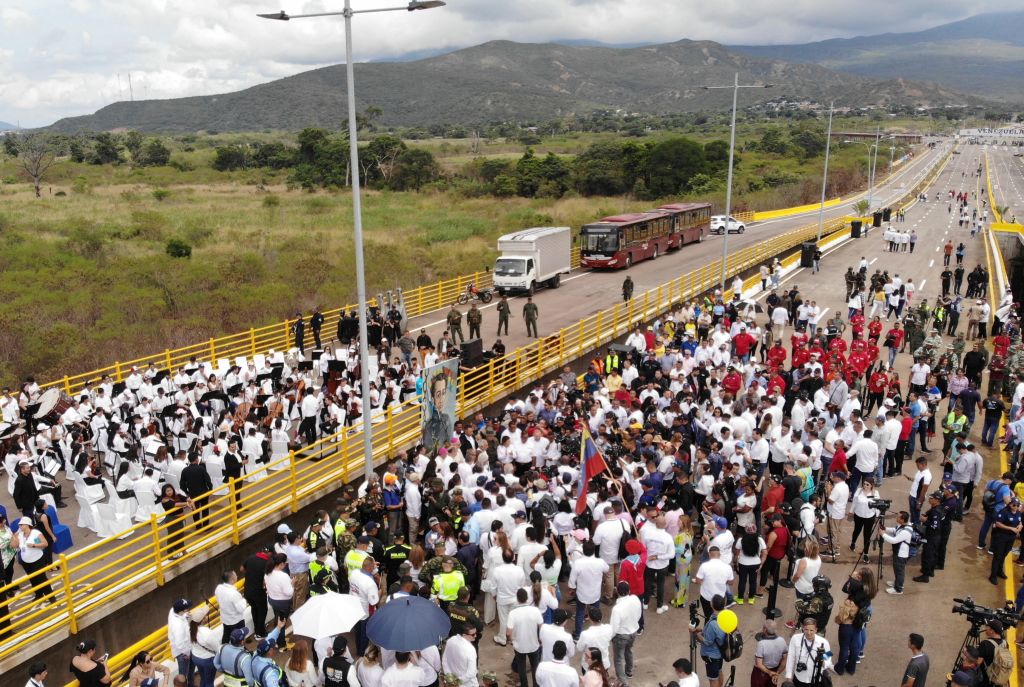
[0,120,918,383]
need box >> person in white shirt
[592,507,627,600]
[825,472,850,548]
[907,456,932,525]
[694,546,734,619]
[379,651,424,687]
[881,511,914,594]
[167,598,193,678]
[846,431,880,492]
[442,627,478,687]
[784,618,833,685]
[610,581,642,685]
[493,550,527,645]
[507,588,544,687]
[641,511,675,614]
[707,517,735,567]
[536,640,582,687]
[569,542,610,639]
[576,608,614,672]
[215,570,249,643]
[670,657,701,687]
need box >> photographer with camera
[849,478,883,563]
[783,617,832,687]
[688,594,729,687]
[978,619,1014,687]
[881,511,914,595]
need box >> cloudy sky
[0,1,1007,127]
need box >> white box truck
[492,226,572,296]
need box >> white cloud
[0,0,1012,127]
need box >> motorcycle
[457,283,493,305]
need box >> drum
[33,388,72,424]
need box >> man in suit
[223,439,248,509]
[179,452,213,528]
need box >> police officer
[214,627,254,687]
[522,297,539,338]
[344,537,371,577]
[309,308,325,350]
[307,519,330,552]
[913,491,945,583]
[250,619,287,687]
[431,556,466,610]
[309,546,336,589]
[604,347,621,375]
[309,567,339,597]
[381,532,411,587]
[938,481,961,569]
[496,295,511,336]
[448,585,483,653]
[622,276,634,302]
[446,305,464,344]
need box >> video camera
[868,498,892,512]
[952,597,1021,628]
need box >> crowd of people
[8,173,1024,687]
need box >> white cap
[276,523,293,535]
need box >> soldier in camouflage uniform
[952,333,967,361]
[916,299,932,329]
[845,268,857,300]
[795,576,834,631]
[902,317,919,354]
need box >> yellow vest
[344,548,368,573]
[432,570,465,601]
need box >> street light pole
[867,125,880,209]
[259,0,445,482]
[702,74,774,293]
[816,101,834,243]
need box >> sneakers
[912,575,930,583]
[746,598,756,605]
[657,605,669,614]
[977,544,986,550]
[886,580,896,587]
[885,588,904,595]
[735,598,744,605]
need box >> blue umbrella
[366,595,451,651]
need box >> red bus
[579,210,677,269]
[657,202,712,245]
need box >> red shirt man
[722,370,743,396]
[733,331,756,357]
[868,370,889,394]
[768,372,787,395]
[830,448,848,475]
[885,326,904,351]
[867,319,883,343]
[767,343,787,369]
[993,334,1011,357]
[829,337,848,355]
[850,313,865,339]
[790,330,809,352]
[792,348,811,369]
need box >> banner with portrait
[421,358,459,453]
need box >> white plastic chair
[96,503,133,539]
[205,459,228,496]
[133,486,164,522]
[73,473,106,503]
[104,479,137,519]
[75,494,100,533]
[235,356,248,369]
[4,454,18,495]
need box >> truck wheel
[625,254,633,268]
[549,275,561,289]
[527,282,536,296]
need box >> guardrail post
[386,406,395,453]
[58,554,79,634]
[114,361,123,382]
[643,290,651,319]
[63,376,71,393]
[250,329,257,356]
[149,513,165,585]
[576,317,585,355]
[288,451,299,513]
[209,338,217,362]
[229,478,241,545]
[164,349,173,371]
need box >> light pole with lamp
[702,74,774,293]
[815,101,834,243]
[259,0,446,482]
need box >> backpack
[535,494,557,519]
[719,629,744,662]
[985,638,1013,686]
[983,480,1001,514]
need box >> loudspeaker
[882,207,892,222]
[872,211,883,228]
[851,220,862,239]
[460,338,484,367]
[800,242,816,268]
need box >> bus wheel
[698,232,704,243]
[652,246,659,260]
[625,254,633,268]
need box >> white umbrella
[289,592,367,639]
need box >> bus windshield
[581,228,618,253]
[495,258,526,276]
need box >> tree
[68,138,87,163]
[573,142,631,196]
[296,128,330,164]
[356,105,383,133]
[139,139,171,167]
[212,145,249,171]
[644,138,706,199]
[2,133,17,157]
[16,134,62,198]
[790,126,827,160]
[391,148,440,191]
[757,129,789,155]
[90,132,123,165]
[365,135,407,186]
[124,131,144,162]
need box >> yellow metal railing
[47,151,958,678]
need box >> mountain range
[48,38,981,133]
[0,121,16,132]
[731,10,1024,101]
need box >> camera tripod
[809,646,829,687]
[846,512,887,585]
[946,621,984,686]
[820,508,839,563]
